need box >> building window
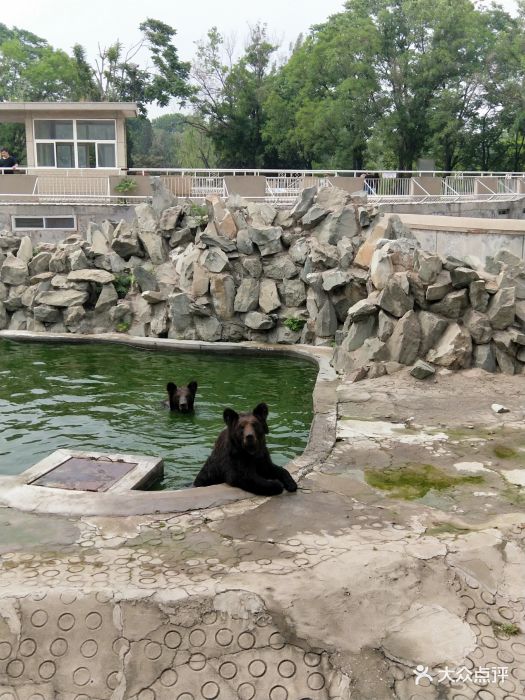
[34,119,117,169]
[12,215,77,231]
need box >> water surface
[0,340,317,489]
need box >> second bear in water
[194,402,298,496]
[166,381,198,413]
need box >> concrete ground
[1,367,525,699]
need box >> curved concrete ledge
[0,331,338,517]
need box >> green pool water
[0,340,317,489]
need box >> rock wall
[2,179,523,379]
[0,182,377,346]
[333,230,525,379]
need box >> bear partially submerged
[165,381,198,412]
[194,402,298,496]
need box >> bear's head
[223,402,269,456]
[166,381,198,412]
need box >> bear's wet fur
[165,381,198,412]
[193,402,298,496]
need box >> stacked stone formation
[0,183,375,345]
[0,180,523,377]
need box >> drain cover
[31,456,137,492]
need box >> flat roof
[0,102,138,121]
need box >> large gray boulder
[385,310,421,365]
[370,248,394,290]
[315,186,351,211]
[168,292,193,332]
[378,273,413,318]
[249,226,283,257]
[263,254,297,280]
[290,186,317,220]
[416,251,442,284]
[201,248,229,273]
[244,311,275,330]
[430,289,468,319]
[134,265,158,293]
[16,236,33,264]
[32,304,61,323]
[28,252,52,277]
[195,315,222,341]
[35,289,88,307]
[159,206,182,231]
[469,280,489,312]
[197,225,237,252]
[210,274,235,320]
[150,177,178,216]
[315,299,338,337]
[301,204,328,230]
[426,270,453,302]
[282,279,306,307]
[321,269,350,292]
[67,269,115,284]
[315,206,358,246]
[242,256,263,279]
[259,278,280,313]
[135,202,158,232]
[472,343,497,372]
[342,315,377,351]
[347,298,378,323]
[417,311,448,357]
[236,229,254,255]
[1,255,29,286]
[463,309,492,344]
[111,222,142,260]
[487,287,515,329]
[234,279,259,313]
[137,230,168,265]
[426,323,472,369]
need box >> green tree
[263,11,381,169]
[190,24,277,167]
[92,19,191,114]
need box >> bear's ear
[223,408,239,428]
[253,402,269,433]
[188,380,198,395]
[167,382,177,395]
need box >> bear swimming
[165,381,198,412]
[193,402,298,496]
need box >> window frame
[12,215,77,231]
[33,118,117,169]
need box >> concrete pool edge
[0,330,338,517]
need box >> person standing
[0,148,19,173]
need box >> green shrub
[114,177,137,194]
[115,321,131,333]
[283,318,306,332]
[114,273,134,299]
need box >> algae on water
[365,463,484,500]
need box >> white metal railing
[0,169,522,206]
[34,176,110,201]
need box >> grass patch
[425,523,471,537]
[364,463,484,500]
[492,621,521,636]
[493,444,518,459]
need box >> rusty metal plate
[32,457,137,492]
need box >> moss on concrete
[364,463,484,500]
[493,444,518,459]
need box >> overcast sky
[2,0,519,116]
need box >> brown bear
[193,402,298,496]
[165,381,198,413]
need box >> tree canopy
[1,2,524,171]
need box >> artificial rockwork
[1,179,524,378]
[0,181,377,346]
